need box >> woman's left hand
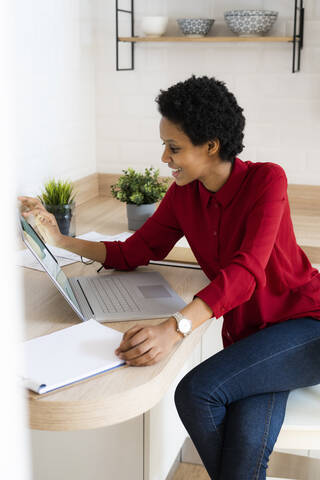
[115,318,182,367]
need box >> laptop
[19,216,186,322]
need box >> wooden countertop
[22,198,212,431]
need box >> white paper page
[77,231,133,242]
[17,249,77,271]
[175,236,190,248]
[21,320,125,394]
[48,245,81,261]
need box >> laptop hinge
[69,278,94,320]
[76,280,94,316]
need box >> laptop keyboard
[85,276,141,314]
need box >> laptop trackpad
[138,285,172,299]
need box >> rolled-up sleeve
[102,183,183,270]
[196,172,287,317]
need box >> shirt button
[213,231,217,236]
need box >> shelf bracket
[116,0,135,71]
[292,0,304,73]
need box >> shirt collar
[198,157,249,208]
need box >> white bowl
[141,16,168,37]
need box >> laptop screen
[20,216,82,316]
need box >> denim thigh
[176,317,320,415]
[174,317,320,479]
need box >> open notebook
[20,320,125,394]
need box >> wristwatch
[172,312,192,337]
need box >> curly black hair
[155,75,245,163]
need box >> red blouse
[102,158,320,347]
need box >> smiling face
[160,116,229,191]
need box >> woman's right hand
[18,196,64,247]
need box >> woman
[20,76,320,479]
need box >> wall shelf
[115,0,304,72]
[118,36,294,43]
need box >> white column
[0,1,31,479]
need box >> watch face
[179,318,191,334]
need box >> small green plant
[111,167,169,205]
[38,179,76,206]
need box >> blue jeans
[174,317,320,479]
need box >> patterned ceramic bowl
[224,10,278,36]
[177,18,215,37]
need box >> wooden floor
[172,462,210,480]
[171,462,295,480]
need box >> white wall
[16,0,320,193]
[94,0,320,185]
[16,0,96,197]
[1,1,31,479]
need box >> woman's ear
[208,139,220,156]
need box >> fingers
[34,210,57,226]
[128,350,163,367]
[125,345,161,367]
[21,208,48,221]
[115,325,145,354]
[22,208,56,227]
[119,338,154,362]
[123,324,144,342]
[115,325,164,366]
[22,207,43,218]
[18,195,41,204]
[18,196,44,212]
[114,322,174,367]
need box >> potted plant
[38,179,76,236]
[111,166,169,230]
